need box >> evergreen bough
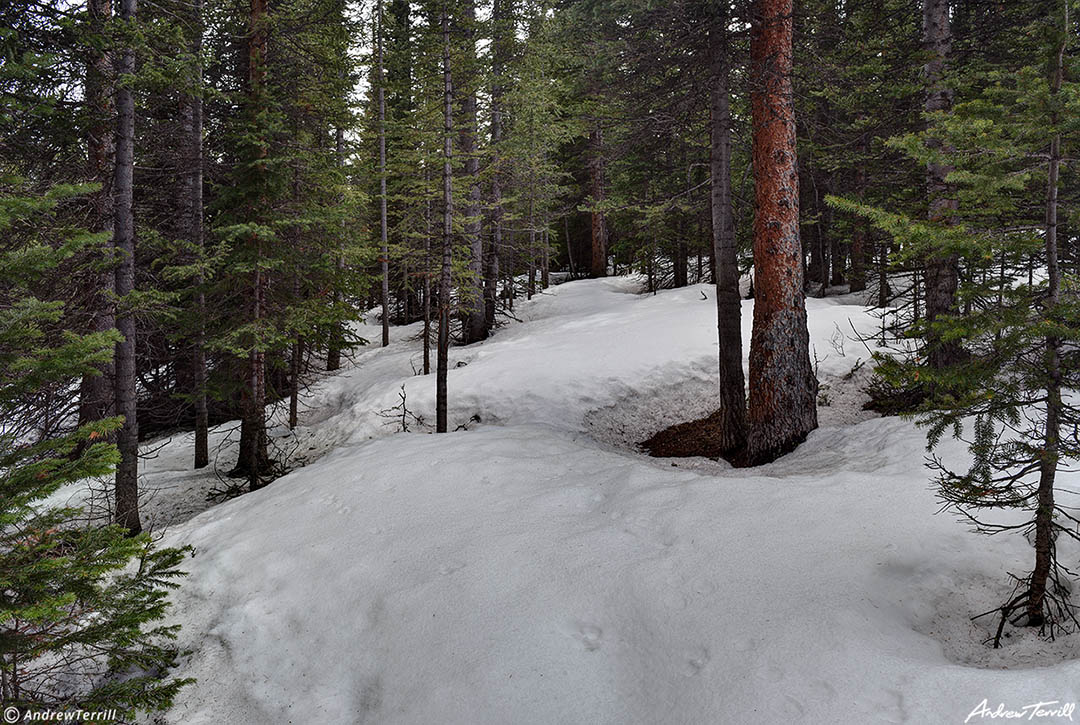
[0,179,192,720]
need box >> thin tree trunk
[527,197,536,299]
[289,337,302,430]
[709,6,747,456]
[424,173,432,375]
[80,0,115,427]
[564,215,575,278]
[326,125,346,371]
[113,0,141,534]
[588,124,608,277]
[745,0,818,466]
[377,0,390,348]
[849,134,867,293]
[878,236,889,308]
[186,0,208,469]
[237,0,270,490]
[1027,1,1067,627]
[484,0,507,330]
[922,0,963,369]
[437,8,453,433]
[541,227,549,288]
[460,0,486,343]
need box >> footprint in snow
[438,561,466,576]
[683,646,711,676]
[573,623,603,651]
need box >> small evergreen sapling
[828,1,1080,645]
[0,181,191,719]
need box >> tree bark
[459,0,487,344]
[185,0,209,469]
[1027,1,1067,628]
[849,134,867,293]
[588,124,608,278]
[79,0,116,427]
[484,0,508,330]
[326,125,346,371]
[113,0,141,534]
[708,7,747,456]
[745,0,818,466]
[424,171,432,376]
[377,0,390,348]
[236,0,270,489]
[922,0,964,369]
[437,8,453,433]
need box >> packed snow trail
[151,278,1080,724]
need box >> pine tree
[0,171,189,721]
[830,0,1080,643]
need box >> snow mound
[146,277,1080,724]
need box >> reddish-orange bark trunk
[745,0,818,466]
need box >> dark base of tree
[740,430,811,468]
[863,379,930,416]
[641,409,808,468]
[225,455,277,487]
[641,410,743,463]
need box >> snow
[136,277,1080,724]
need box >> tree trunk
[437,8,453,433]
[849,135,867,293]
[326,125,346,371]
[185,0,208,469]
[527,197,536,299]
[377,0,390,348]
[708,8,747,456]
[424,172,432,376]
[674,238,688,288]
[80,0,116,427]
[588,124,608,278]
[112,0,141,534]
[459,0,487,343]
[236,0,270,490]
[745,0,818,466]
[484,0,508,331]
[541,227,550,288]
[1027,2,1067,628]
[922,0,963,370]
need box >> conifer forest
[3,0,1080,721]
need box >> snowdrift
[147,278,1080,724]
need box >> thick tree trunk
[112,0,141,534]
[377,0,390,348]
[922,0,964,370]
[708,10,747,456]
[745,0,818,467]
[1027,4,1067,628]
[588,124,608,278]
[80,0,116,427]
[437,9,453,433]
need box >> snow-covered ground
[128,277,1080,724]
